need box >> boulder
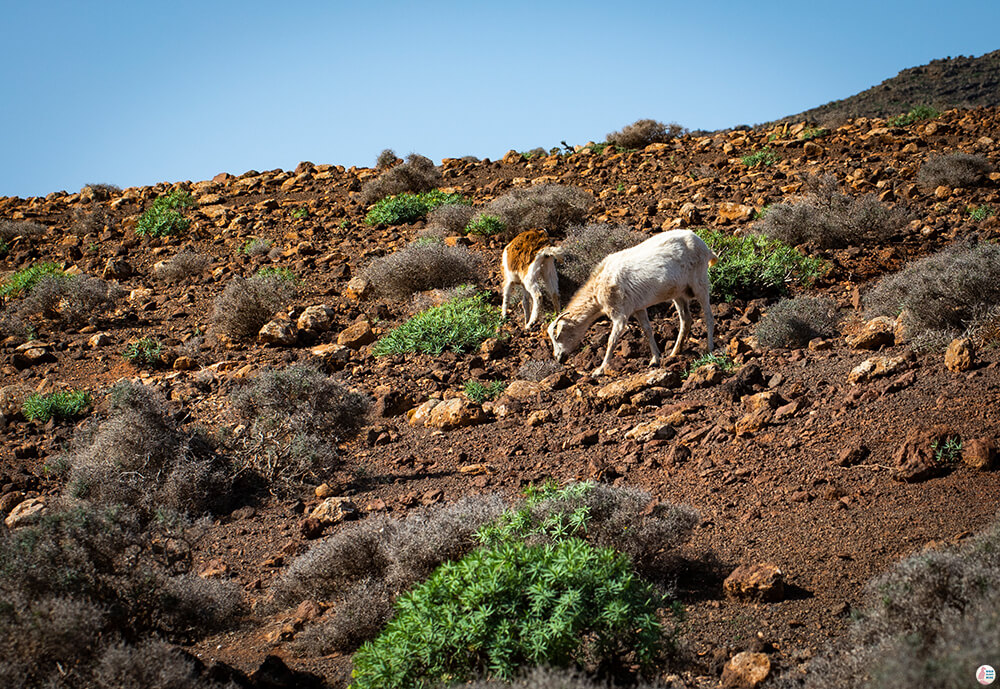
[623,417,677,443]
[309,497,357,525]
[337,321,375,349]
[297,305,335,333]
[723,563,785,602]
[722,652,771,689]
[846,316,895,350]
[944,337,974,372]
[893,426,952,482]
[596,369,679,406]
[408,398,487,431]
[962,437,997,471]
[4,497,46,529]
[848,355,907,384]
[258,319,298,346]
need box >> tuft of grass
[122,337,163,367]
[799,127,829,141]
[0,238,9,258]
[464,379,507,403]
[135,190,193,238]
[365,190,469,226]
[290,206,310,219]
[886,105,939,128]
[242,237,273,256]
[22,390,92,422]
[740,147,779,168]
[683,352,736,379]
[696,228,825,301]
[0,262,64,300]
[968,205,995,221]
[465,213,506,236]
[255,265,296,282]
[919,152,994,189]
[373,291,501,356]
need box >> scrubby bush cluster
[1,263,121,334]
[154,249,212,282]
[755,296,840,349]
[0,219,45,243]
[426,202,475,233]
[0,501,242,689]
[516,359,562,382]
[242,237,273,257]
[605,118,685,150]
[886,104,939,127]
[917,152,994,188]
[210,272,296,341]
[63,381,228,516]
[558,223,646,287]
[792,516,1000,689]
[273,495,507,652]
[696,229,825,301]
[864,241,1000,346]
[136,190,194,238]
[360,240,483,300]
[741,147,779,168]
[479,184,592,238]
[229,365,368,491]
[365,190,468,226]
[361,153,441,206]
[373,290,502,356]
[376,148,399,169]
[756,176,907,248]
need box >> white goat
[501,229,563,330]
[547,229,718,376]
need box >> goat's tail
[708,252,719,268]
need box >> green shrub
[290,206,310,219]
[464,380,506,403]
[135,191,193,238]
[372,291,501,356]
[886,105,939,127]
[740,147,779,168]
[0,238,9,258]
[606,119,685,149]
[465,213,506,236]
[696,229,825,301]
[366,190,468,226]
[754,296,840,348]
[22,390,92,422]
[350,538,664,689]
[0,262,64,300]
[122,337,163,367]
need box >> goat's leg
[525,287,544,330]
[501,277,515,320]
[696,282,715,352]
[520,289,532,324]
[669,299,692,356]
[594,315,627,377]
[636,308,661,366]
[545,260,561,314]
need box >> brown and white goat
[501,229,563,330]
[547,229,717,376]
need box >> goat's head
[547,314,574,363]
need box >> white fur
[501,246,563,330]
[547,229,717,376]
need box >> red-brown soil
[2,106,1000,687]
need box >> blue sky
[2,1,997,199]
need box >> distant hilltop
[778,49,1000,124]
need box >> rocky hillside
[779,49,1000,124]
[1,106,999,688]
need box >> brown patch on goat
[504,229,551,273]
